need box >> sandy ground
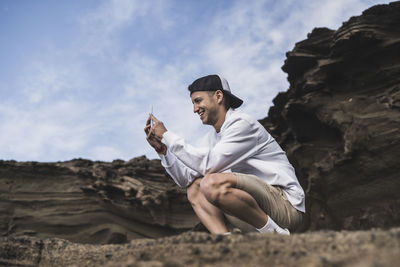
[1,227,400,266]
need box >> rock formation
[0,157,197,244]
[260,1,400,231]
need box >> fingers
[145,113,165,148]
[144,114,152,134]
[146,126,160,140]
[144,124,151,133]
[150,113,159,123]
[146,128,153,140]
[146,114,151,126]
[145,128,163,151]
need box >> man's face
[191,91,219,125]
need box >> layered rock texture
[0,158,197,244]
[1,1,400,266]
[260,1,400,231]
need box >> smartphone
[150,105,154,126]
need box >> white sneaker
[276,228,290,235]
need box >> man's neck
[213,108,228,133]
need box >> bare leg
[187,179,229,234]
[200,173,269,229]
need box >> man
[144,74,305,235]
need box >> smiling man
[144,74,305,235]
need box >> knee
[200,173,229,205]
[187,179,201,205]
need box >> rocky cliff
[261,1,400,231]
[0,157,197,244]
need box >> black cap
[188,74,243,109]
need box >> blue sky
[0,0,391,162]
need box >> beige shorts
[224,173,303,232]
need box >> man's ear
[216,90,224,104]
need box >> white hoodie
[159,108,305,213]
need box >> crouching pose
[144,74,305,235]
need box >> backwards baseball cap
[188,74,243,109]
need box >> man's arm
[161,117,259,175]
[144,114,201,187]
[159,149,202,187]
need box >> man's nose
[193,104,199,113]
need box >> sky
[0,0,392,162]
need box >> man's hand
[144,114,167,155]
[149,114,167,140]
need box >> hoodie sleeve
[162,117,259,176]
[159,149,202,188]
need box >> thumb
[150,113,160,123]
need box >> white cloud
[79,0,173,58]
[88,145,124,161]
[0,101,94,161]
[18,60,88,104]
[79,0,145,57]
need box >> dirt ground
[1,227,400,266]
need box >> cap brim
[223,90,243,108]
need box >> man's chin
[200,118,208,125]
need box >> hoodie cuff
[159,149,176,168]
[161,130,181,148]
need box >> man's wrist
[155,144,167,155]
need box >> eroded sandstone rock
[0,157,198,244]
[260,1,400,230]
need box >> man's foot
[257,216,290,235]
[275,228,290,235]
